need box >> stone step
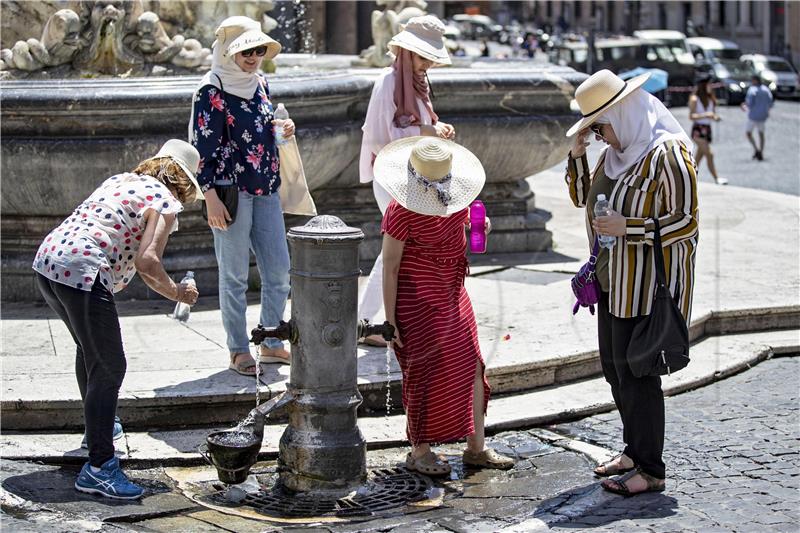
[2,329,796,465]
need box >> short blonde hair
[131,158,197,203]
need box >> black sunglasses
[241,46,268,58]
[590,123,604,136]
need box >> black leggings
[36,273,126,467]
[597,293,666,479]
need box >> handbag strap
[588,236,600,268]
[213,74,234,184]
[651,197,668,288]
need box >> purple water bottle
[469,200,487,254]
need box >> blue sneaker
[81,417,124,449]
[75,456,144,500]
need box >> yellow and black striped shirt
[566,140,699,320]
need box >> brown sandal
[462,448,515,470]
[594,453,635,477]
[601,467,665,497]
[229,352,257,376]
[405,452,451,477]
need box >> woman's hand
[436,121,456,140]
[176,282,199,305]
[273,118,295,139]
[570,128,591,158]
[713,114,722,122]
[485,216,492,234]
[203,190,231,231]
[388,322,404,349]
[592,210,627,237]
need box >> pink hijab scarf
[392,49,438,128]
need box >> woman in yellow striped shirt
[564,70,699,496]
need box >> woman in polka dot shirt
[32,140,201,500]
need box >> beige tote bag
[278,137,317,216]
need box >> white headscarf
[598,89,693,180]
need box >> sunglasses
[590,123,604,136]
[241,46,268,58]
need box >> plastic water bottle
[273,103,289,146]
[594,194,615,250]
[172,271,195,322]
[469,200,487,254]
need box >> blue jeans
[212,192,290,353]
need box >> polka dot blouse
[32,173,183,293]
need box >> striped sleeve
[564,152,591,207]
[381,200,412,241]
[625,142,699,247]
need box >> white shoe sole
[74,482,143,500]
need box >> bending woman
[565,70,699,496]
[358,15,456,346]
[378,137,514,476]
[190,16,294,375]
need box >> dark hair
[693,77,717,109]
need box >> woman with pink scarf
[357,15,456,345]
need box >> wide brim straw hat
[215,16,281,60]
[374,137,485,216]
[388,15,452,65]
[146,139,203,201]
[566,69,651,137]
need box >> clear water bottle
[172,271,195,322]
[594,194,616,250]
[273,103,289,146]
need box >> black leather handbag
[627,218,690,377]
[201,74,238,225]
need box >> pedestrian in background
[357,15,456,346]
[741,74,774,161]
[564,70,699,496]
[189,16,293,375]
[33,140,202,499]
[689,73,727,184]
[377,137,514,476]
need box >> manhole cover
[195,467,436,522]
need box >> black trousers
[597,292,666,479]
[36,273,126,467]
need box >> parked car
[550,37,696,105]
[451,14,508,44]
[687,37,753,104]
[634,30,696,66]
[740,54,800,98]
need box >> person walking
[377,137,514,476]
[190,16,293,375]
[689,73,727,184]
[564,70,699,496]
[741,74,774,161]
[358,15,456,346]
[33,140,202,499]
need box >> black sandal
[593,453,635,477]
[601,467,665,497]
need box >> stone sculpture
[359,0,428,68]
[0,9,81,71]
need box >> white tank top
[694,97,714,126]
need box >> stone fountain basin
[0,63,586,300]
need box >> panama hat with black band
[566,69,651,137]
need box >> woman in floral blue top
[190,16,293,375]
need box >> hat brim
[224,30,281,60]
[388,33,451,65]
[566,72,651,137]
[147,156,203,202]
[374,137,485,216]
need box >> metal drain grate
[205,467,433,519]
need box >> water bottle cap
[186,271,195,277]
[597,194,606,201]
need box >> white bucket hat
[374,137,485,216]
[388,15,452,65]
[147,139,202,201]
[215,16,281,60]
[566,69,651,137]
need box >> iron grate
[203,467,433,520]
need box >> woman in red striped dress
[375,137,514,476]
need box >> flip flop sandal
[405,452,451,477]
[601,467,665,497]
[229,352,257,376]
[259,347,291,365]
[594,453,636,477]
[462,448,515,470]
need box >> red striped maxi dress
[381,200,490,445]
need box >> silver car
[741,54,800,98]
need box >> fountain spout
[250,320,297,345]
[357,320,395,343]
[243,391,296,441]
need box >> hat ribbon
[407,161,452,206]
[581,82,628,118]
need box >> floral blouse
[32,173,183,293]
[190,75,281,195]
